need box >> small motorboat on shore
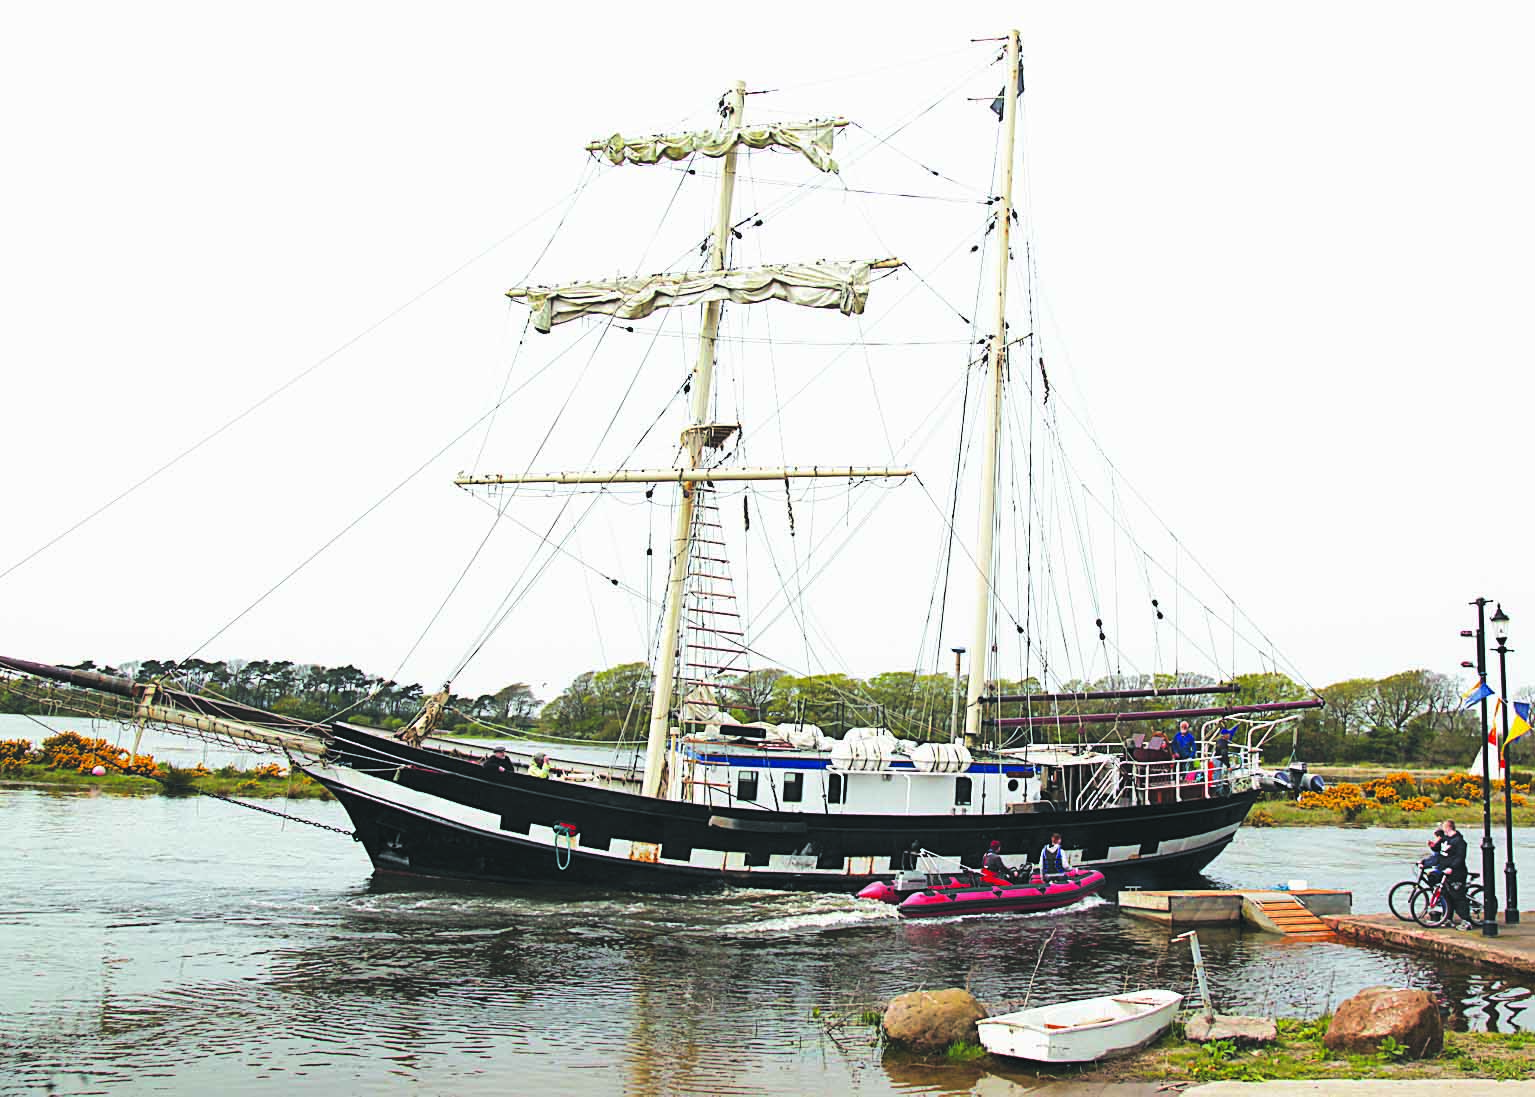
[976,989,1182,1063]
[859,865,1107,918]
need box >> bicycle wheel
[1388,879,1423,922]
[1411,887,1451,928]
[1466,887,1485,925]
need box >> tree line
[0,656,1519,766]
[0,657,538,733]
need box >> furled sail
[508,259,894,334]
[588,119,846,173]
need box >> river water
[3,715,1534,1095]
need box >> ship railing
[1122,743,1257,805]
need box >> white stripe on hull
[310,763,1240,878]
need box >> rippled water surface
[4,749,1534,1094]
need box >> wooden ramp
[1244,893,1335,939]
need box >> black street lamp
[1467,598,1499,936]
[1492,603,1520,925]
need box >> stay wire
[0,174,599,588]
[177,324,605,664]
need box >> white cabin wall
[682,757,1044,815]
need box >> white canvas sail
[508,259,889,334]
[589,120,845,173]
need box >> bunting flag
[1508,700,1533,755]
[1460,678,1494,710]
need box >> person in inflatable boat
[1038,833,1071,879]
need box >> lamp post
[1492,603,1520,925]
[1468,598,1499,935]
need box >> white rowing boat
[976,989,1183,1063]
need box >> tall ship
[1,30,1319,890]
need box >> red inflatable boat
[858,867,1106,918]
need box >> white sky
[3,2,1533,705]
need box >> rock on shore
[1324,986,1442,1058]
[881,988,986,1051]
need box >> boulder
[881,988,987,1051]
[1323,986,1442,1058]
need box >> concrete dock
[1326,911,1535,975]
[1117,888,1351,937]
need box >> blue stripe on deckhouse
[681,748,1034,775]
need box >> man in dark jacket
[1441,820,1475,929]
[981,840,1014,880]
[481,746,514,775]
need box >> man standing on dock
[1441,820,1475,930]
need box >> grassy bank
[1253,798,1535,828]
[876,1021,1535,1085]
[1073,1019,1534,1084]
[0,763,331,800]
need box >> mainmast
[642,80,747,797]
[964,29,1021,747]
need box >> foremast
[643,80,746,797]
[459,84,912,799]
[964,29,1021,748]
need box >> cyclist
[1418,825,1448,919]
[1441,820,1475,930]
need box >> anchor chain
[196,788,358,838]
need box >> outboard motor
[1261,761,1324,798]
[1289,760,1325,795]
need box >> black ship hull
[310,726,1256,891]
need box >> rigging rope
[0,173,603,589]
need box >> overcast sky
[3,2,1533,706]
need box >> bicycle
[1387,862,1437,922]
[1409,871,1484,929]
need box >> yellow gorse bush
[39,731,159,777]
[1295,769,1530,816]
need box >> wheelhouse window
[827,772,846,804]
[954,777,973,806]
[736,770,759,803]
[783,772,804,803]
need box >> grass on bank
[1251,798,1535,828]
[875,1016,1534,1083]
[0,732,330,799]
[0,762,331,800]
[1077,1018,1535,1083]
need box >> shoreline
[877,1021,1535,1085]
[0,766,1524,823]
[0,765,331,800]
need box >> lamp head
[1492,603,1510,644]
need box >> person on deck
[529,752,555,778]
[1440,819,1475,930]
[1172,721,1196,760]
[1172,721,1197,777]
[981,840,1012,880]
[481,746,514,774]
[1213,725,1235,791]
[1038,832,1071,880]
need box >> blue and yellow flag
[1461,678,1494,709]
[1507,701,1533,754]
